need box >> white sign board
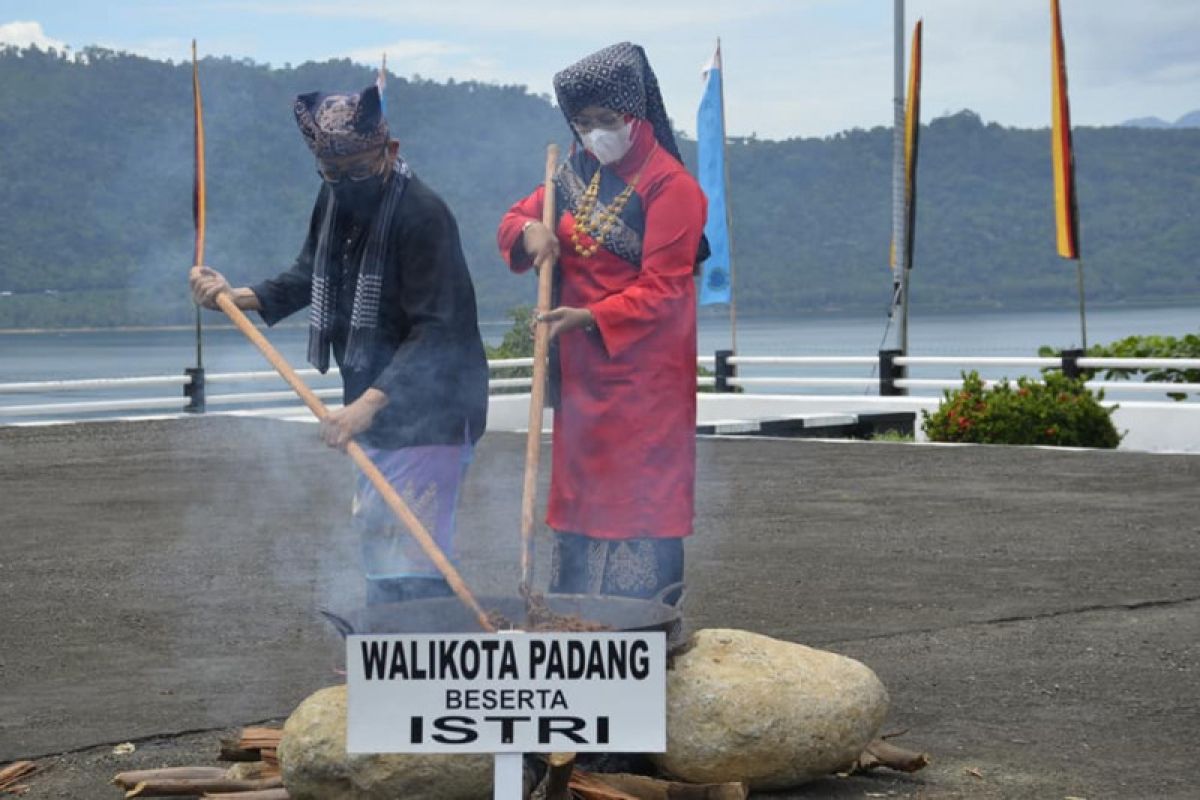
[346,632,666,754]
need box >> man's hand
[189,265,261,312]
[189,265,231,310]
[321,388,388,450]
[537,306,595,341]
[522,220,560,275]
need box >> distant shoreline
[0,320,512,335]
[2,300,1198,335]
[0,322,283,335]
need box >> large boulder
[653,629,889,789]
[278,684,493,800]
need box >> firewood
[112,767,229,788]
[593,772,749,799]
[203,790,291,800]
[850,738,930,773]
[0,761,38,790]
[217,737,261,762]
[567,771,640,800]
[123,774,283,797]
[220,727,282,762]
[237,728,283,749]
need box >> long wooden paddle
[190,42,494,633]
[519,144,560,590]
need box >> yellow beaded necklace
[570,145,656,258]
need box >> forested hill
[1,46,1198,328]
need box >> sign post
[346,631,667,798]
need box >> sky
[1,1,1198,140]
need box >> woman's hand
[537,306,595,341]
[189,265,230,310]
[321,389,388,450]
[522,220,560,274]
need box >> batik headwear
[294,83,389,159]
[553,42,683,164]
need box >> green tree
[1,48,1199,329]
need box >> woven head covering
[294,83,389,159]
[553,42,683,163]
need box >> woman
[497,42,707,603]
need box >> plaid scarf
[307,158,411,373]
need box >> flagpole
[1050,0,1087,351]
[717,38,738,353]
[892,0,909,359]
[1076,259,1088,349]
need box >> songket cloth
[353,441,473,580]
[549,532,684,604]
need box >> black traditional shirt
[251,176,488,449]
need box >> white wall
[486,392,1200,454]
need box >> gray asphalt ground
[1,416,1198,799]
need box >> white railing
[0,359,537,420]
[728,377,876,389]
[892,378,1200,394]
[729,355,879,367]
[0,375,191,394]
[1079,357,1200,370]
[710,353,1198,400]
[894,356,1059,368]
[2,353,1196,422]
[0,396,193,416]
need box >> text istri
[410,715,611,746]
[360,638,652,681]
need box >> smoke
[162,414,361,718]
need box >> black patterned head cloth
[294,84,389,159]
[553,42,683,164]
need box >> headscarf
[553,42,683,164]
[294,83,389,159]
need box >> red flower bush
[922,371,1121,448]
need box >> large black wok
[321,583,684,645]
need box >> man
[190,80,488,605]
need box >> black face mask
[331,173,385,215]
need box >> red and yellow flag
[902,19,922,270]
[191,40,207,267]
[1050,0,1080,260]
[890,19,922,272]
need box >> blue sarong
[353,439,473,580]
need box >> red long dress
[498,122,707,540]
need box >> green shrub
[485,306,534,394]
[1038,333,1200,401]
[871,429,915,442]
[921,371,1121,448]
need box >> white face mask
[582,120,635,165]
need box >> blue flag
[697,43,731,306]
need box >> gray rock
[652,629,889,789]
[278,685,493,800]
